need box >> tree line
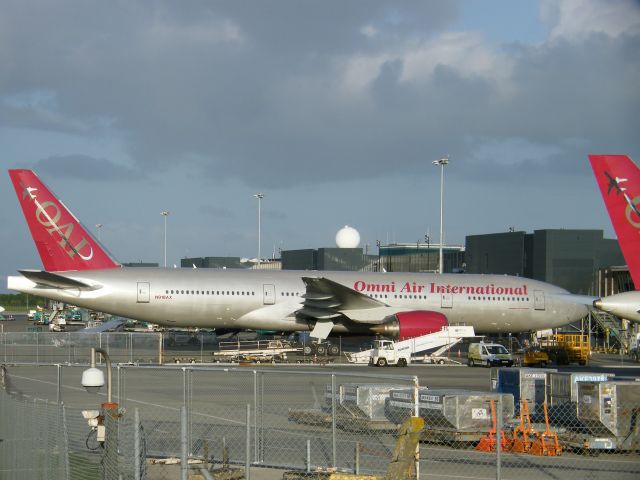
[0,293,49,309]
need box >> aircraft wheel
[328,345,339,356]
[437,359,446,365]
[315,344,327,356]
[377,358,388,367]
[303,344,314,355]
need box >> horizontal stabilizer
[18,270,99,290]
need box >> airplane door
[263,284,275,305]
[441,293,453,309]
[137,282,150,303]
[534,290,545,310]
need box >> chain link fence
[0,332,162,364]
[1,363,639,479]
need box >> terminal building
[464,229,625,294]
[378,244,464,273]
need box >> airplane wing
[18,270,99,290]
[297,276,387,322]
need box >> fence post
[253,370,258,462]
[103,402,120,480]
[117,365,121,407]
[182,367,192,456]
[32,398,38,477]
[496,396,502,480]
[61,403,71,480]
[181,405,188,480]
[307,439,311,472]
[355,442,360,474]
[413,376,420,479]
[134,408,141,480]
[246,404,251,480]
[260,372,265,462]
[56,364,61,404]
[44,400,51,475]
[331,374,337,469]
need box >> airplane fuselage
[9,268,587,334]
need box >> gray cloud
[1,1,636,191]
[1,0,638,289]
[32,155,142,181]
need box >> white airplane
[589,154,640,322]
[7,169,588,340]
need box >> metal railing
[1,363,639,479]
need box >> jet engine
[371,311,448,340]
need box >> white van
[468,342,514,367]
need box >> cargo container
[574,380,640,450]
[491,367,556,415]
[546,371,614,428]
[385,387,514,431]
[324,383,408,420]
[548,371,614,405]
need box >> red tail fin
[589,155,640,288]
[9,169,120,272]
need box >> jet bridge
[345,325,476,364]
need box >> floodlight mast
[432,157,449,274]
[254,193,264,265]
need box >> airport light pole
[161,211,169,268]
[433,157,449,274]
[95,224,103,242]
[254,193,264,265]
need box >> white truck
[369,339,411,367]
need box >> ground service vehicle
[468,342,514,367]
[370,339,411,367]
[539,334,589,365]
[522,346,550,367]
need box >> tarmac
[2,313,640,480]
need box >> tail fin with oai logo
[8,169,120,272]
[589,154,640,288]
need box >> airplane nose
[593,299,603,310]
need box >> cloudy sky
[1,0,639,290]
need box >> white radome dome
[336,225,361,248]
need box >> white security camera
[81,410,100,420]
[81,409,101,428]
[81,367,105,393]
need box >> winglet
[589,155,640,288]
[8,170,120,272]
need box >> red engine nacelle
[372,311,449,340]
